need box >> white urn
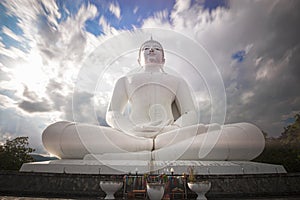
[188,181,211,200]
[99,181,123,199]
[146,183,165,200]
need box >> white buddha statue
[42,38,265,161]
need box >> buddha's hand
[132,126,161,133]
[132,119,172,132]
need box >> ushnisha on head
[138,37,165,67]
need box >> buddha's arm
[173,79,198,127]
[106,77,135,133]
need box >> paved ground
[1,196,300,200]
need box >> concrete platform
[20,160,287,175]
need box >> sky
[0,0,300,154]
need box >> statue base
[20,160,286,175]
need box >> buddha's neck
[144,64,163,73]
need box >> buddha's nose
[149,48,154,52]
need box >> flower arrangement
[187,166,196,183]
[146,173,168,184]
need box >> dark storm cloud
[254,1,300,62]
[18,99,52,113]
[64,90,99,125]
[45,79,67,111]
[45,78,100,124]
[19,86,53,113]
[194,0,300,136]
[23,85,39,100]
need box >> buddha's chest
[126,73,179,96]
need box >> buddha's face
[139,41,165,66]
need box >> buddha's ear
[171,100,180,120]
[160,58,165,66]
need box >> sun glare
[12,51,49,98]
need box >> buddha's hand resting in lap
[133,119,172,132]
[131,119,173,138]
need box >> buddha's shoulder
[114,76,127,83]
[116,73,186,88]
[126,72,182,80]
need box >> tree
[279,113,300,148]
[0,136,35,170]
[254,112,300,172]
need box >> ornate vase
[187,181,211,200]
[99,181,123,199]
[146,183,165,200]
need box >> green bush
[0,137,35,170]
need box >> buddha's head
[138,37,165,67]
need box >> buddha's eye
[144,47,150,50]
[155,48,161,51]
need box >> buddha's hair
[138,37,165,60]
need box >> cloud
[22,85,39,100]
[173,0,191,13]
[223,1,300,136]
[0,42,28,59]
[18,99,52,113]
[133,6,139,14]
[142,9,171,28]
[0,0,102,152]
[109,2,121,19]
[0,94,16,108]
[69,91,99,124]
[2,26,23,42]
[36,2,98,65]
[0,107,51,153]
[99,16,118,35]
[139,0,300,136]
[0,67,11,82]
